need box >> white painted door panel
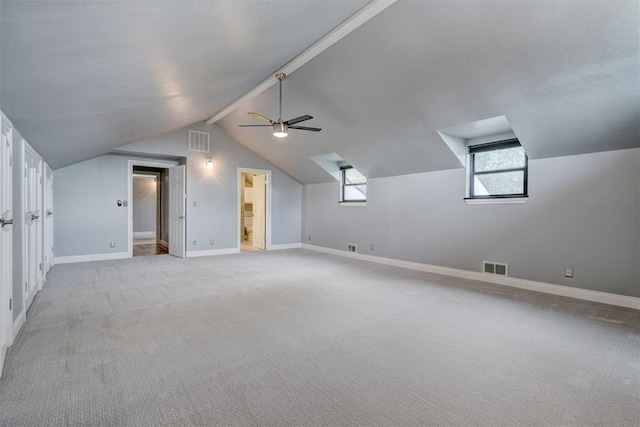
[0,117,14,376]
[252,174,266,250]
[168,165,185,258]
[24,145,42,310]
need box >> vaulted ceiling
[1,1,638,184]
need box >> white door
[168,165,185,258]
[43,165,53,274]
[0,117,14,375]
[252,174,266,250]
[24,145,42,309]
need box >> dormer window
[466,139,527,199]
[340,166,367,202]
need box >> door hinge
[25,168,27,178]
[39,263,42,271]
[9,154,12,167]
[25,281,27,291]
[9,298,12,310]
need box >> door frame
[127,159,178,258]
[237,167,272,251]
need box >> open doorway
[132,166,168,256]
[239,169,270,252]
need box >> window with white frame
[340,166,366,202]
[467,139,527,198]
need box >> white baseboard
[133,231,156,239]
[0,344,5,378]
[159,240,168,248]
[302,244,640,310]
[12,310,25,342]
[269,243,302,250]
[54,251,130,265]
[186,248,240,258]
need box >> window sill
[464,196,528,205]
[339,201,367,207]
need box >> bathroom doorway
[239,169,270,252]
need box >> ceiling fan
[238,73,321,138]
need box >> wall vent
[483,261,508,276]
[347,244,357,253]
[188,130,210,153]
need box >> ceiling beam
[205,0,397,125]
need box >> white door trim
[237,168,272,251]
[127,159,178,258]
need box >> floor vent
[483,261,508,276]
[347,244,357,253]
[188,130,210,153]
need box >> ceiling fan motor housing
[273,121,288,138]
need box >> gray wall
[54,155,130,256]
[132,177,157,233]
[303,148,640,298]
[53,123,302,257]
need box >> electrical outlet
[370,244,374,251]
[109,241,116,248]
[210,240,214,245]
[192,240,197,246]
[564,268,573,278]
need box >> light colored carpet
[0,249,638,426]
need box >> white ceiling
[0,0,367,168]
[1,1,638,184]
[217,0,640,183]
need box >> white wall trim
[269,243,302,250]
[0,344,5,378]
[12,310,25,341]
[302,244,640,310]
[133,231,156,239]
[186,248,240,258]
[54,251,130,265]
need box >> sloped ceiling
[1,1,638,183]
[216,1,640,184]
[0,0,368,169]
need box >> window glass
[341,166,367,202]
[468,140,527,198]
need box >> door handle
[46,210,53,217]
[31,214,40,220]
[0,218,13,228]
[178,215,186,220]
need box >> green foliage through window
[341,166,366,202]
[468,140,527,198]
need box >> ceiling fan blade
[238,124,272,127]
[248,112,274,124]
[289,126,322,132]
[285,115,313,125]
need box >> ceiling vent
[188,130,210,153]
[483,261,508,276]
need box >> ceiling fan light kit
[238,73,321,138]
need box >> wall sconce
[206,158,213,169]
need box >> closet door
[24,144,42,309]
[0,117,14,375]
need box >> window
[340,166,366,202]
[467,139,527,199]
